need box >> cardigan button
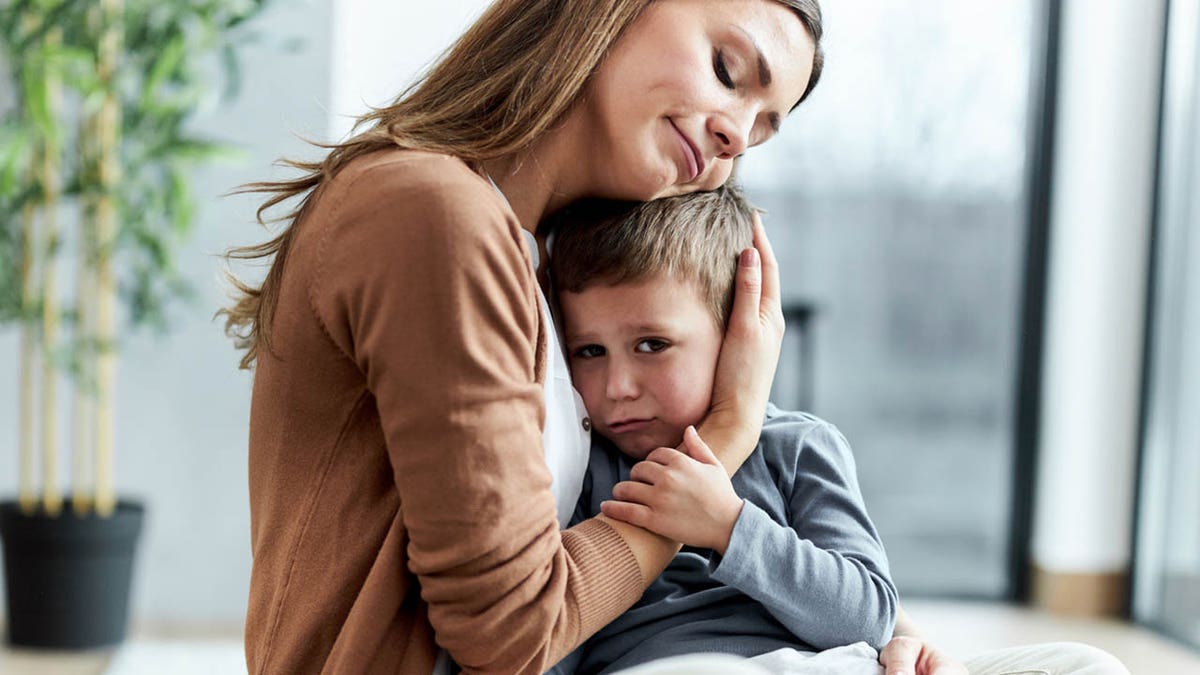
[581,417,592,432]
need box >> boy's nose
[605,364,640,401]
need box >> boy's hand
[600,427,745,554]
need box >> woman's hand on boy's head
[704,212,784,473]
[600,427,744,553]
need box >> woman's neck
[481,115,587,237]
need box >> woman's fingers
[729,246,763,337]
[751,211,781,317]
[878,636,922,675]
[879,636,969,675]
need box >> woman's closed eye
[635,338,670,354]
[713,48,735,89]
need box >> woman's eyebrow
[736,26,782,134]
[736,26,772,88]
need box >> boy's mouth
[607,417,655,434]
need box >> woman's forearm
[697,410,761,477]
[593,515,681,585]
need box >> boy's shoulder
[757,403,857,473]
[760,402,835,443]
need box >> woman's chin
[614,164,684,201]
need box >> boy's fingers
[629,459,666,485]
[681,426,720,466]
[600,499,653,529]
[611,480,657,506]
[751,212,781,311]
[645,446,686,467]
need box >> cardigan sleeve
[307,156,643,674]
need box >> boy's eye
[573,344,605,359]
[635,339,669,354]
[713,48,735,89]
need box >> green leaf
[140,32,186,107]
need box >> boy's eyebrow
[565,323,674,343]
[628,322,673,334]
[563,331,593,345]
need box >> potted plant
[0,0,269,649]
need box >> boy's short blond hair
[548,185,757,326]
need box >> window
[749,0,1044,597]
[1134,0,1200,648]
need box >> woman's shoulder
[297,148,534,318]
[326,148,512,230]
[338,148,481,187]
[288,147,531,290]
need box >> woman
[224,1,815,672]
[223,1,1126,674]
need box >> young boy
[545,187,897,675]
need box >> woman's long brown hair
[220,0,823,370]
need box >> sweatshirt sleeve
[708,421,898,650]
[308,158,644,674]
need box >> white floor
[1,601,1198,674]
[905,600,1200,673]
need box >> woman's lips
[669,120,703,182]
[607,418,654,434]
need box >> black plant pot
[0,499,144,649]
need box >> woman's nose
[710,111,751,160]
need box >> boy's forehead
[560,275,715,330]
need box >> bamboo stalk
[94,0,123,518]
[39,25,64,518]
[72,155,96,517]
[71,2,101,516]
[18,197,39,516]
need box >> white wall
[328,0,491,140]
[1033,0,1166,575]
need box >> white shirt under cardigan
[486,173,592,527]
[519,227,594,528]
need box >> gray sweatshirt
[549,405,898,675]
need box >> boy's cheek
[574,379,604,420]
